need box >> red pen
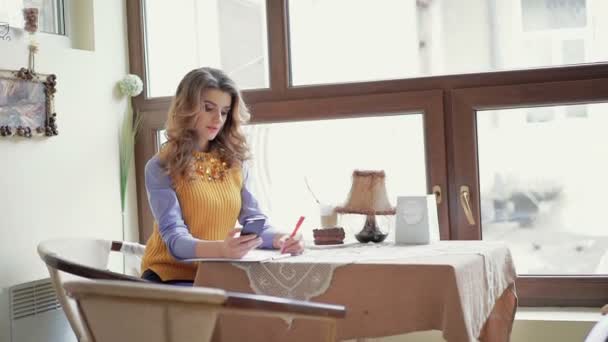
[281,216,305,253]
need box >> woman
[141,67,303,284]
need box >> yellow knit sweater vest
[141,154,243,281]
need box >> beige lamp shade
[335,170,396,216]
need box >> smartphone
[241,218,266,237]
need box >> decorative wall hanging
[0,68,58,138]
[23,7,39,72]
[0,6,58,138]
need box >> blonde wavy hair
[159,67,251,180]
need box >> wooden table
[195,241,518,342]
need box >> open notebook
[182,249,292,263]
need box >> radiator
[9,278,76,342]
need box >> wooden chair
[64,279,345,342]
[37,238,147,342]
[39,238,346,342]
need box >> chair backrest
[585,314,608,342]
[37,238,146,342]
[64,279,346,342]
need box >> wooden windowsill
[516,307,604,322]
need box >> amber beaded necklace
[193,151,229,181]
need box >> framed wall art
[0,68,58,138]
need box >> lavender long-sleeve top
[145,155,277,260]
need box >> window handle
[460,185,476,226]
[432,185,442,204]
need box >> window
[478,103,608,275]
[143,0,269,98]
[129,0,608,306]
[288,0,607,86]
[1,0,65,35]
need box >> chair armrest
[64,280,346,320]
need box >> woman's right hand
[220,228,263,259]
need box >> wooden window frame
[126,0,608,306]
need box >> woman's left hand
[274,233,305,255]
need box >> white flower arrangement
[118,74,143,98]
[118,74,143,213]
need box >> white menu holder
[396,195,439,245]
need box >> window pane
[144,0,269,98]
[157,129,167,150]
[288,0,608,86]
[244,115,427,243]
[477,103,608,275]
[2,0,65,35]
[521,0,586,31]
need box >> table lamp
[335,170,396,243]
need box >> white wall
[0,0,135,340]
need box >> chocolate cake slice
[313,227,345,245]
